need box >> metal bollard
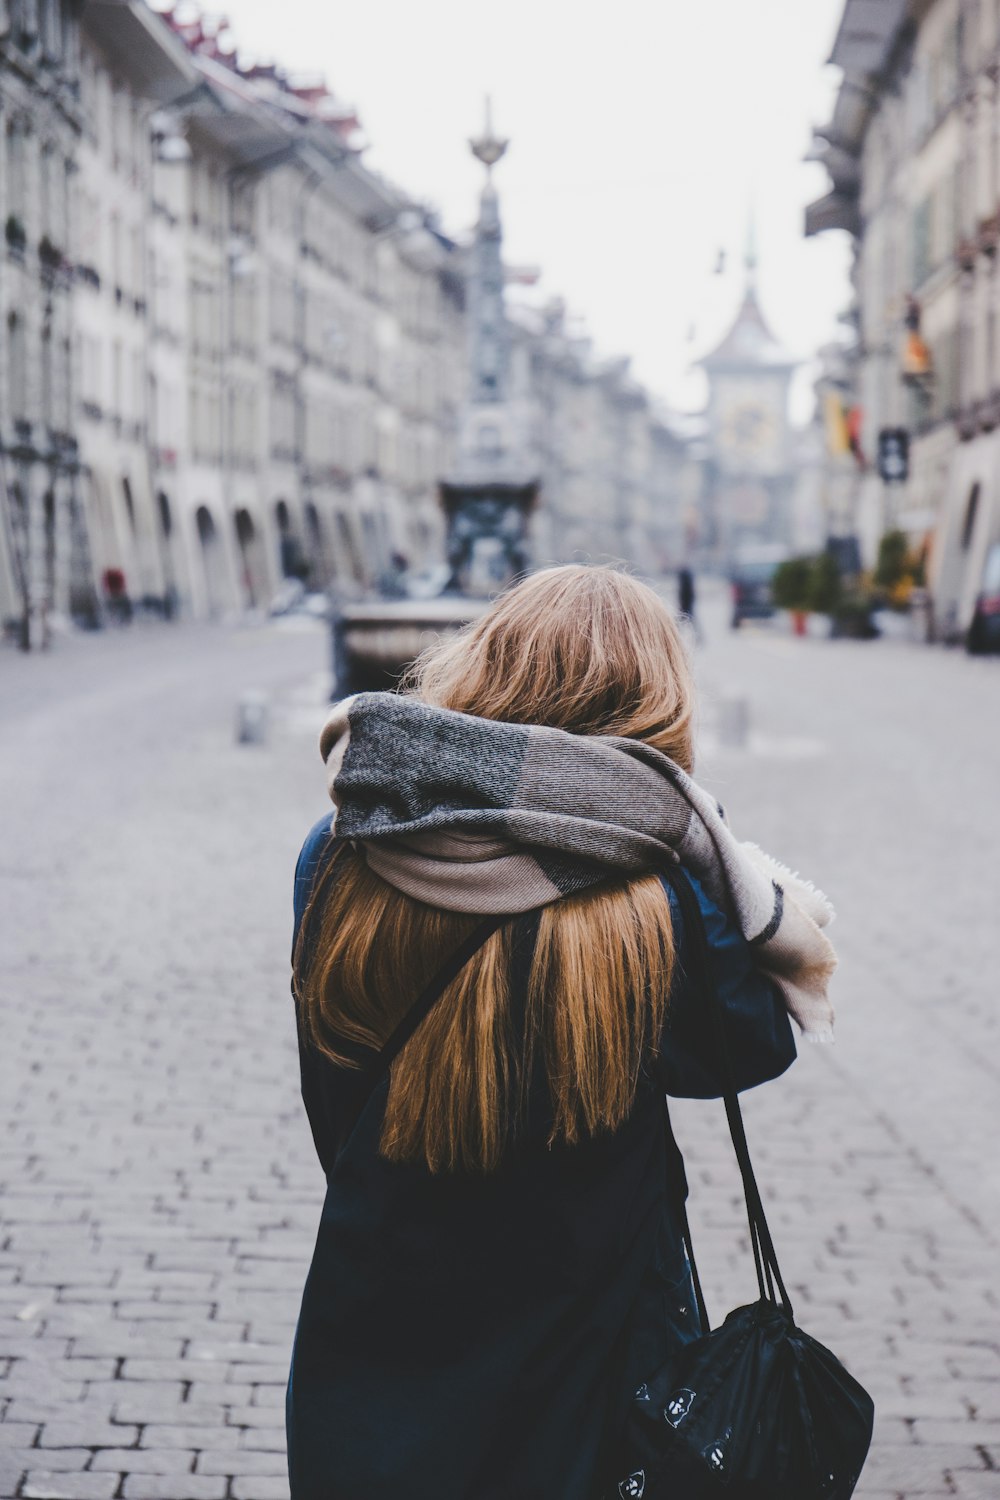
[330,608,352,701]
[236,689,270,745]
[717,696,749,749]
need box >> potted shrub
[873,528,922,637]
[874,529,910,598]
[807,552,843,620]
[771,555,814,635]
[830,592,879,639]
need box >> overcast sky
[184,0,852,420]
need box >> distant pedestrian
[376,549,410,598]
[677,564,701,640]
[286,565,836,1499]
[101,567,132,625]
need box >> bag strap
[660,1096,711,1335]
[345,912,510,1139]
[661,862,794,1322]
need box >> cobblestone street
[1,602,999,1500]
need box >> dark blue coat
[286,815,795,1500]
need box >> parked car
[729,544,789,629]
[967,541,1000,654]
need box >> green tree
[771,556,814,612]
[807,552,842,614]
[874,530,909,590]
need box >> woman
[287,565,836,1500]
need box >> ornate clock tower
[439,101,539,594]
[699,233,797,560]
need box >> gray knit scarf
[319,692,837,1040]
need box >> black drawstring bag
[606,865,874,1500]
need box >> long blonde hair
[295,565,696,1173]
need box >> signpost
[877,428,909,531]
[877,427,909,483]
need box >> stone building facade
[809,0,1000,636]
[0,0,83,647]
[75,1,196,622]
[0,0,691,642]
[136,29,469,620]
[509,302,688,571]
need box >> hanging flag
[846,405,867,470]
[823,391,851,456]
[901,329,932,378]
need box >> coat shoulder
[293,814,336,927]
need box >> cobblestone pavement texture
[0,598,998,1500]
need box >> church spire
[698,212,796,372]
[744,204,758,290]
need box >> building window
[39,142,54,240]
[931,27,959,116]
[122,477,136,533]
[43,490,55,596]
[58,336,71,432]
[40,0,62,60]
[8,313,27,422]
[961,484,980,550]
[912,198,932,287]
[334,512,364,581]
[16,0,39,44]
[6,121,27,221]
[908,60,930,143]
[40,328,53,426]
[111,340,123,420]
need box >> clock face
[723,402,776,450]
[714,381,785,474]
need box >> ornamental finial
[469,96,509,174]
[745,202,758,287]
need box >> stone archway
[195,504,225,618]
[334,511,365,584]
[234,507,268,609]
[303,500,330,589]
[156,492,179,618]
[43,489,55,609]
[274,498,307,580]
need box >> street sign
[877,427,909,483]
